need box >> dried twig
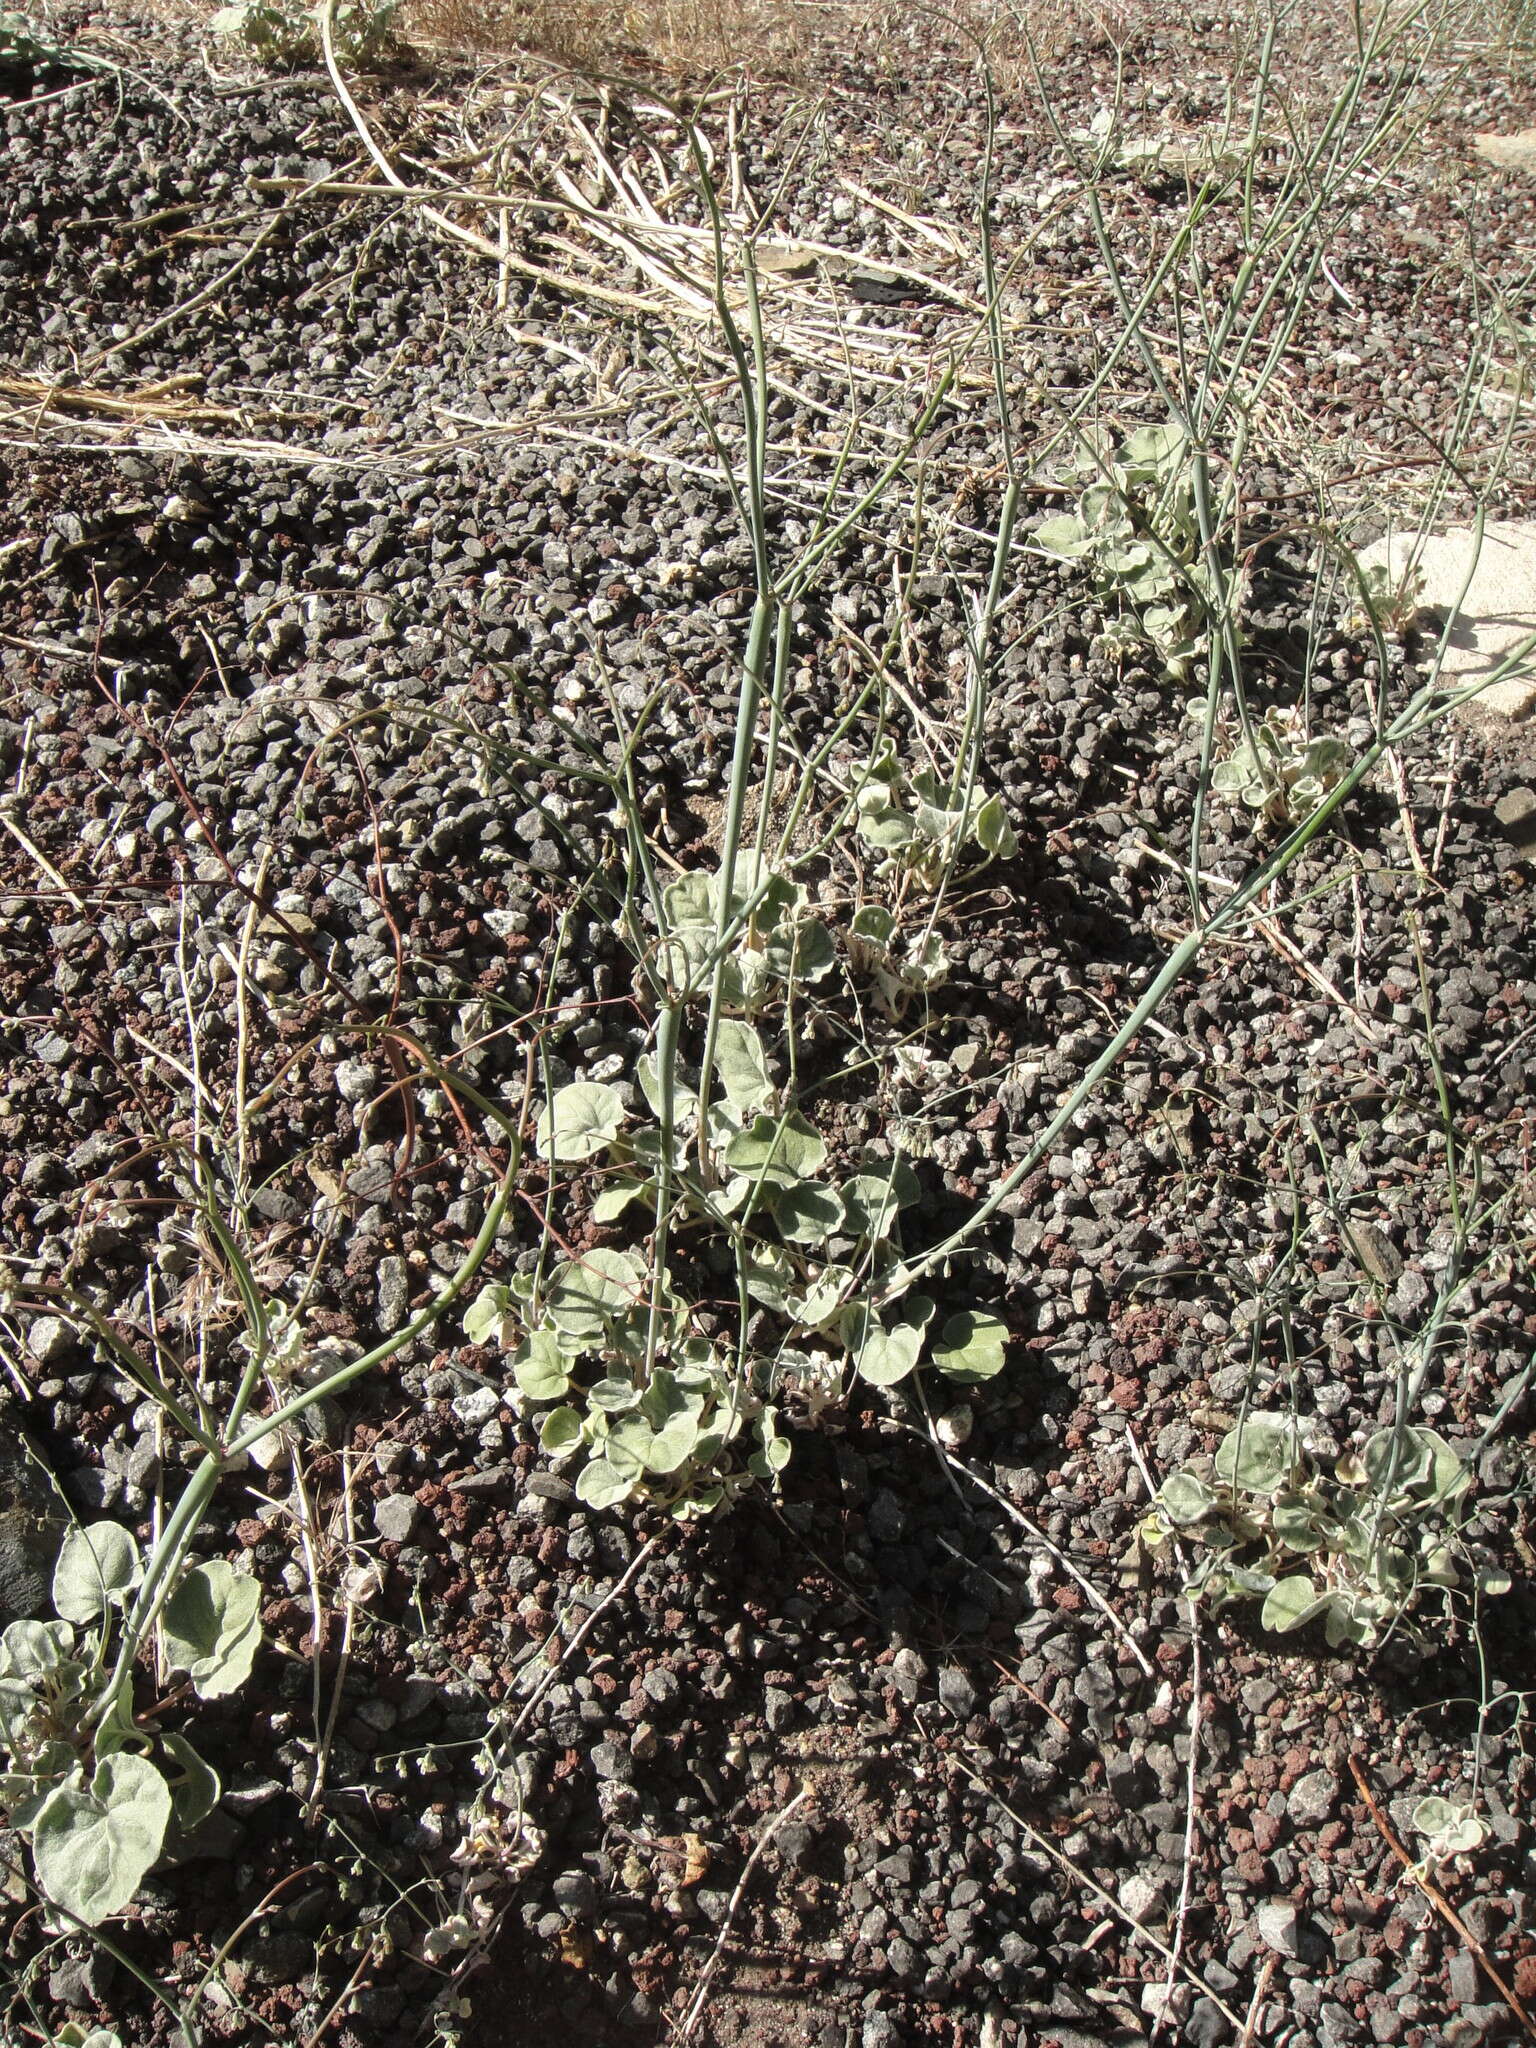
[951,1754,1248,2032]
[674,1783,814,2042]
[895,1419,1156,1679]
[1347,1756,1536,2037]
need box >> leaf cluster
[854,737,1017,890]
[1143,1414,1505,1652]
[210,0,398,66]
[1209,708,1353,825]
[655,854,834,1010]
[465,1025,1007,1516]
[1030,423,1227,679]
[0,1524,260,1923]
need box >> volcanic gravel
[2,8,1536,2048]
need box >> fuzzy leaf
[1118,423,1187,479]
[849,905,896,948]
[588,1377,640,1413]
[0,1618,75,1681]
[1270,1493,1326,1553]
[537,1081,625,1162]
[636,1053,697,1127]
[1362,1425,1468,1505]
[1412,1796,1485,1856]
[840,1174,905,1241]
[1213,1414,1297,1495]
[546,1249,646,1343]
[715,1020,775,1116]
[932,1309,1008,1384]
[787,919,836,983]
[853,1323,925,1386]
[159,1731,220,1832]
[592,1175,655,1223]
[32,1754,172,1925]
[540,1406,584,1455]
[52,1524,140,1626]
[1031,514,1094,558]
[973,795,1017,858]
[723,1111,827,1188]
[847,1296,934,1388]
[463,1284,511,1348]
[160,1561,261,1700]
[575,1457,638,1510]
[743,1242,793,1313]
[770,1181,844,1247]
[1158,1470,1215,1526]
[1260,1576,1326,1633]
[643,1414,701,1475]
[513,1329,569,1403]
[858,805,918,851]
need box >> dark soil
[2,7,1536,2048]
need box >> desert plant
[211,0,398,67]
[1142,1413,1507,1651]
[1029,423,1234,679]
[464,1021,1007,1517]
[0,1523,244,1924]
[1209,707,1354,824]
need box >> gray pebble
[373,1494,418,1544]
[1255,1898,1301,1956]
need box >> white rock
[451,1385,500,1429]
[1357,520,1536,724]
[26,1314,72,1364]
[1474,130,1536,172]
[1255,1897,1301,1956]
[333,1059,377,1105]
[1118,1872,1166,1923]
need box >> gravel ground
[2,7,1536,2047]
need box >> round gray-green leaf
[724,1111,827,1188]
[1412,1796,1484,1856]
[547,1248,646,1341]
[1031,514,1094,558]
[513,1328,569,1403]
[857,805,917,851]
[853,1320,925,1388]
[714,1020,775,1116]
[1213,1414,1297,1495]
[1270,1493,1325,1553]
[973,796,1016,859]
[849,905,896,949]
[789,920,836,982]
[32,1753,172,1925]
[588,1376,640,1412]
[462,1283,511,1348]
[932,1310,1007,1384]
[160,1560,261,1700]
[159,1730,220,1831]
[1322,1595,1372,1649]
[770,1181,844,1247]
[1158,1470,1215,1526]
[592,1175,654,1224]
[644,1415,701,1475]
[537,1081,626,1162]
[540,1405,584,1455]
[840,1174,904,1241]
[1363,1425,1467,1505]
[575,1457,637,1510]
[1260,1576,1326,1633]
[0,1617,75,1681]
[53,1522,140,1626]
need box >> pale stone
[1474,130,1536,172]
[1357,520,1536,724]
